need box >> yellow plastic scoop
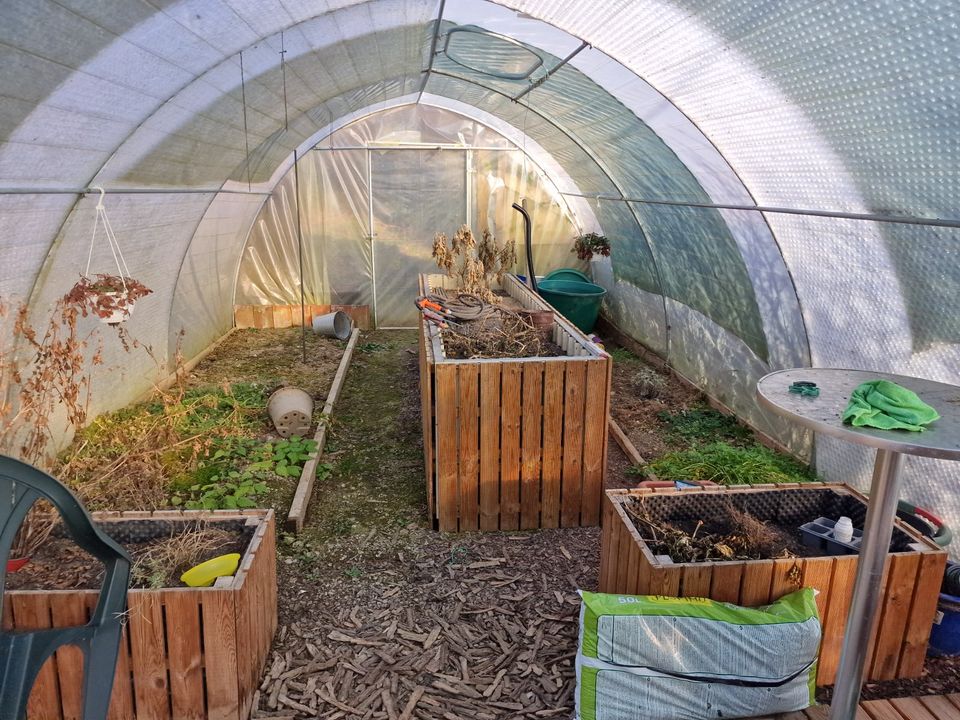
[180,553,241,587]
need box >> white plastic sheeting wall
[237,104,585,327]
[0,0,958,545]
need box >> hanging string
[293,149,307,363]
[85,188,131,289]
[239,50,252,192]
[280,32,289,131]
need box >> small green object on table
[842,379,940,432]
[788,381,820,398]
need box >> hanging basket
[66,274,151,325]
[76,188,151,323]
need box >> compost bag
[575,589,820,720]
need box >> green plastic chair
[0,455,131,720]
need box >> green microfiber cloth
[842,379,940,432]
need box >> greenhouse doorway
[370,147,467,328]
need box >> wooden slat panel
[598,495,619,593]
[649,566,682,597]
[560,362,587,528]
[861,699,914,720]
[889,697,939,720]
[479,364,501,531]
[457,363,481,531]
[818,557,858,685]
[616,526,635,595]
[251,306,269,329]
[85,592,136,720]
[636,543,653,596]
[864,560,893,679]
[770,558,802,600]
[273,305,292,328]
[128,593,171,720]
[801,557,835,623]
[233,306,254,329]
[202,590,240,720]
[49,593,88,720]
[499,363,522,531]
[709,563,743,604]
[626,538,642,595]
[520,362,544,530]
[12,593,63,720]
[680,565,713,598]
[580,360,608,526]
[540,362,565,529]
[739,559,774,606]
[899,550,948,677]
[871,553,922,680]
[419,327,435,523]
[163,592,205,720]
[918,694,960,719]
[434,363,459,532]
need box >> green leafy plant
[572,232,611,261]
[171,471,269,510]
[657,406,753,444]
[264,436,318,477]
[646,442,816,486]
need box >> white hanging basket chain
[85,186,131,291]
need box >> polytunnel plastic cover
[0,0,957,553]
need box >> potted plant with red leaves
[572,233,611,261]
[67,273,153,325]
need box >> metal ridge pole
[559,191,960,230]
[418,0,447,98]
[512,40,589,102]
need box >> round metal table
[757,368,960,720]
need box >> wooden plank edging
[285,327,361,532]
[608,416,645,467]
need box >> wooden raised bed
[419,273,611,532]
[2,509,277,720]
[599,485,947,685]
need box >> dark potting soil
[6,532,248,591]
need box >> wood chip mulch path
[253,526,599,719]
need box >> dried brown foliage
[431,225,515,301]
[1,281,150,557]
[624,498,800,563]
[441,311,559,360]
[1,279,150,469]
[132,522,237,588]
[64,274,152,324]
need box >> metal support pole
[829,449,906,720]
[367,149,377,328]
[293,149,307,363]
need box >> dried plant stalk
[431,225,514,302]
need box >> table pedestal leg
[829,449,905,720]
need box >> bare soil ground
[22,328,955,713]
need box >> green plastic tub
[537,279,607,333]
[543,267,592,284]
